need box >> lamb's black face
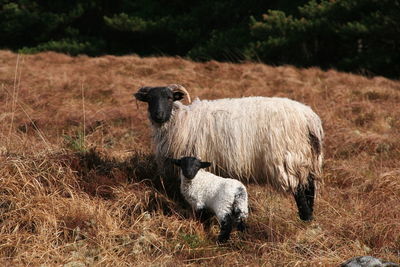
[134,87,184,124]
[172,157,211,180]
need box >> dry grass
[0,50,399,266]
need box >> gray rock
[340,256,399,267]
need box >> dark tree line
[1,0,399,78]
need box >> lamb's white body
[153,96,323,193]
[180,169,248,222]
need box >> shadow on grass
[65,149,303,242]
[66,148,187,215]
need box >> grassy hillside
[0,50,399,266]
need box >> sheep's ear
[200,161,211,169]
[134,87,151,102]
[173,91,184,101]
[172,159,181,167]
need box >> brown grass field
[0,50,399,266]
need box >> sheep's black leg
[294,188,312,221]
[305,174,315,214]
[237,219,246,232]
[294,176,315,221]
[218,214,233,243]
[195,208,213,230]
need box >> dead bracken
[0,51,399,266]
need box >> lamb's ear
[134,87,151,102]
[173,91,184,101]
[200,161,211,169]
[171,159,181,167]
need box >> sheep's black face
[134,87,184,124]
[172,157,211,180]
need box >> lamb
[134,84,324,221]
[172,156,248,243]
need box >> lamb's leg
[294,177,314,221]
[232,187,248,232]
[233,205,247,232]
[218,213,233,243]
[195,208,213,230]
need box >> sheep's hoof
[299,213,313,221]
[237,221,246,232]
[217,237,229,244]
[217,233,231,243]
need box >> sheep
[171,156,248,243]
[134,84,324,221]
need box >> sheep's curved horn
[167,84,191,104]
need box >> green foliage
[0,0,399,77]
[63,131,87,153]
[1,0,304,57]
[248,0,400,77]
[104,13,159,32]
[18,38,104,56]
[180,232,203,249]
[188,27,251,61]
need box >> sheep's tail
[232,186,249,221]
[306,112,324,196]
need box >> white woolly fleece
[152,96,324,193]
[180,169,248,221]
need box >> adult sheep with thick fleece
[134,84,324,221]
